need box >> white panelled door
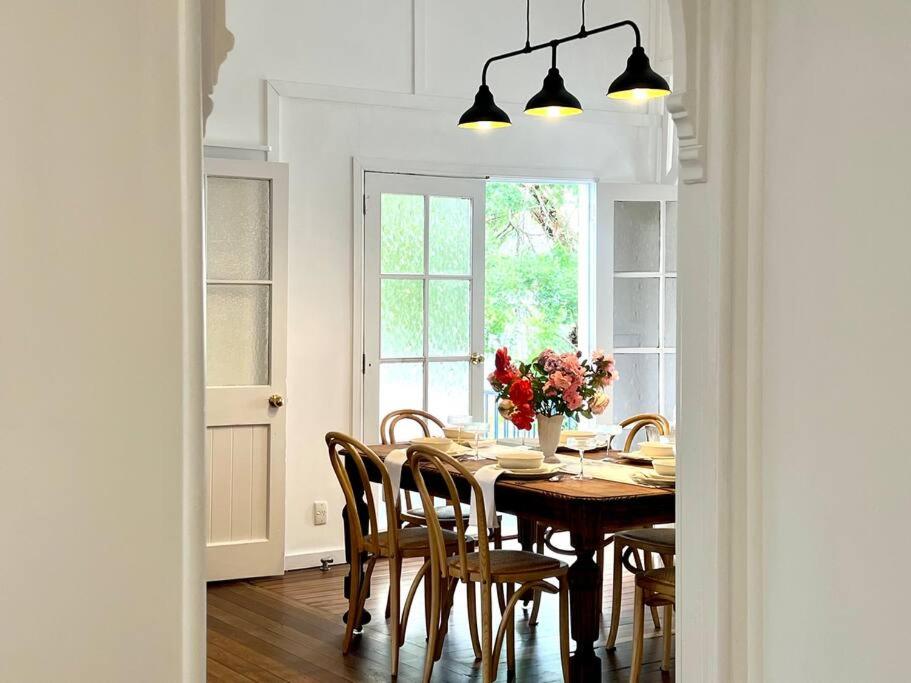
[204,159,288,581]
[362,172,486,442]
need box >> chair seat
[615,527,675,553]
[378,526,460,553]
[448,549,567,581]
[405,503,470,522]
[636,566,676,599]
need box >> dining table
[341,443,675,682]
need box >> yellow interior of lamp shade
[608,87,671,102]
[524,105,584,118]
[458,120,512,129]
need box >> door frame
[350,157,599,439]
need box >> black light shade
[458,85,512,129]
[524,67,583,117]
[607,46,671,101]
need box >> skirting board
[284,547,347,572]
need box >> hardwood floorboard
[208,538,674,682]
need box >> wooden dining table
[341,443,674,682]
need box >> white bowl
[641,441,676,458]
[496,451,545,470]
[410,436,454,450]
[652,458,676,476]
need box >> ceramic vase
[536,413,564,461]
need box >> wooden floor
[207,537,674,682]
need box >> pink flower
[591,349,606,364]
[563,389,583,411]
[549,371,572,391]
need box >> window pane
[380,363,424,432]
[206,284,270,386]
[428,279,470,356]
[665,201,677,272]
[381,279,423,358]
[663,353,677,423]
[429,196,471,275]
[381,194,424,274]
[612,353,659,422]
[206,177,271,280]
[615,201,660,272]
[428,361,470,419]
[614,278,659,347]
[665,277,677,347]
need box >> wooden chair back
[379,409,446,445]
[618,413,671,452]
[407,444,491,583]
[326,431,399,557]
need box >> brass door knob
[470,353,484,365]
[269,394,284,408]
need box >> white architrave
[669,0,766,681]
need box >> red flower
[491,347,519,386]
[511,402,535,431]
[508,377,533,406]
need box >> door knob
[269,394,284,408]
[470,353,484,365]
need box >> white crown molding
[268,79,662,130]
[201,0,235,132]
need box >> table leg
[342,454,371,627]
[568,531,601,681]
[516,517,536,605]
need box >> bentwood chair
[379,409,471,528]
[408,444,570,683]
[604,414,675,649]
[326,432,478,679]
[630,567,675,682]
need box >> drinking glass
[598,424,624,455]
[462,421,489,460]
[447,414,472,445]
[567,435,597,480]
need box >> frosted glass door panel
[206,177,271,280]
[612,353,659,420]
[663,353,677,421]
[380,363,424,422]
[614,278,659,347]
[428,280,470,356]
[206,284,270,386]
[381,279,424,358]
[665,201,677,272]
[614,201,660,272]
[665,277,677,347]
[381,194,424,274]
[428,361,470,418]
[429,196,471,275]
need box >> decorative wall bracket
[201,0,235,132]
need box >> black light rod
[480,19,641,85]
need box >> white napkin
[383,449,408,504]
[555,455,647,485]
[469,464,505,529]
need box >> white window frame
[595,183,678,424]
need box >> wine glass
[598,424,624,456]
[462,421,489,460]
[566,435,597,480]
[447,414,472,445]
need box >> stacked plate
[631,441,676,488]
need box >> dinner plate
[616,449,653,463]
[632,471,675,487]
[491,463,561,479]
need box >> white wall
[0,2,204,681]
[760,1,911,679]
[209,0,673,564]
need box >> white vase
[536,413,564,461]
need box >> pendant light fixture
[458,0,670,130]
[524,44,583,118]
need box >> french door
[204,159,288,581]
[362,172,486,442]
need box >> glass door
[362,172,486,441]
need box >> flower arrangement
[487,347,617,430]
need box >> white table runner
[468,464,505,529]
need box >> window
[611,198,677,426]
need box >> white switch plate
[313,500,328,526]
